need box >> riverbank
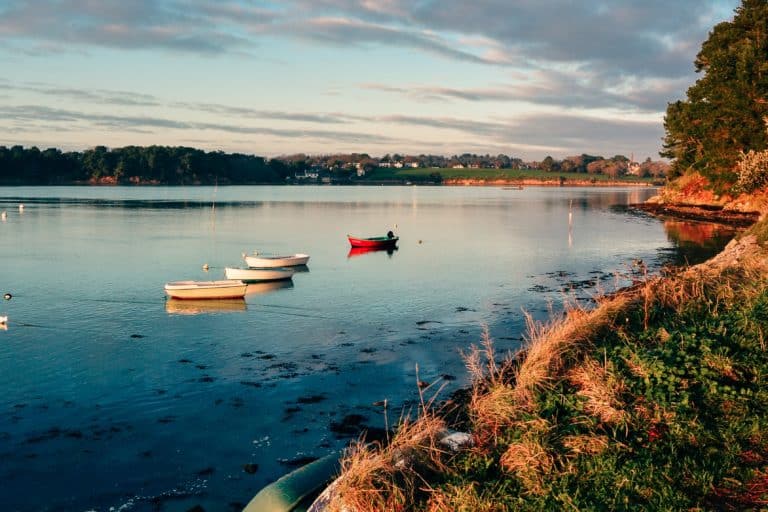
[317,216,768,510]
[634,172,768,226]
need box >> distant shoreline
[0,178,660,187]
[441,178,658,187]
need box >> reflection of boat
[244,252,310,268]
[165,298,247,315]
[246,279,294,295]
[164,280,248,299]
[225,267,295,282]
[347,246,398,258]
[291,264,310,273]
[347,235,399,248]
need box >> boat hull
[347,235,399,248]
[164,280,248,299]
[244,253,310,268]
[225,267,295,282]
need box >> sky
[0,0,741,160]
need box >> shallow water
[0,186,736,511]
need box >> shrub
[734,149,768,193]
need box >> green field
[361,167,659,184]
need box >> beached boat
[225,267,295,282]
[164,280,247,300]
[347,234,399,248]
[244,252,310,268]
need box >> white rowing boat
[244,252,310,268]
[225,267,295,282]
[164,280,248,299]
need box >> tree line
[0,144,668,185]
[0,145,285,185]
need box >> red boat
[347,234,399,248]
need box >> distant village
[274,152,670,182]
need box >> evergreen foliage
[662,0,768,191]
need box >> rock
[243,463,259,474]
[439,431,474,451]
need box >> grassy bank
[322,218,768,511]
[361,167,659,185]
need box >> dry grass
[514,294,631,409]
[562,434,610,456]
[704,353,740,381]
[426,483,507,512]
[568,358,628,426]
[327,411,448,512]
[463,329,520,446]
[499,436,555,495]
[622,348,651,378]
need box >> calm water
[0,186,736,511]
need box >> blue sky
[0,0,740,160]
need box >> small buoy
[3,293,11,301]
[18,204,24,211]
[1,211,6,221]
[202,264,209,271]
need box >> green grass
[360,167,658,184]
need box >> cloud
[0,102,662,158]
[0,104,403,145]
[0,1,738,85]
[361,67,690,112]
[0,0,255,54]
[307,0,733,78]
[377,112,663,157]
[172,101,358,124]
[280,16,504,65]
[1,80,363,123]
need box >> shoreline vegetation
[306,213,768,511]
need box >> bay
[0,186,735,511]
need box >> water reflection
[347,246,399,258]
[165,298,247,315]
[662,220,738,266]
[245,279,295,295]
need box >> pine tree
[662,0,768,191]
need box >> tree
[540,155,559,172]
[662,0,768,191]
